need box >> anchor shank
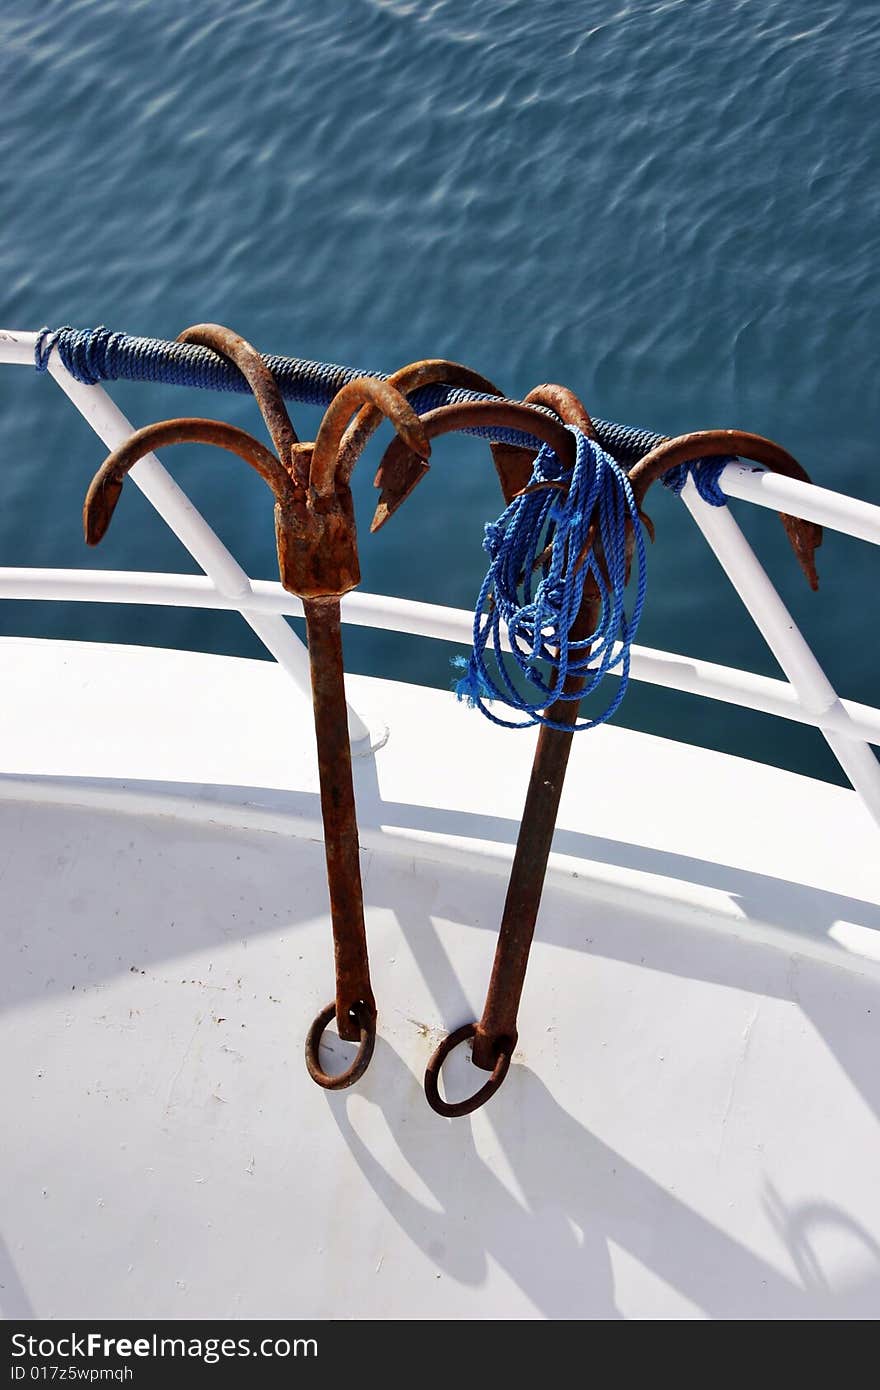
[303,596,376,1041]
[472,593,600,1070]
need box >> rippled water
[2,0,878,784]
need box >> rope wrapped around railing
[33,325,730,500]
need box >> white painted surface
[1,639,879,1319]
[719,461,880,545]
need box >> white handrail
[0,566,878,749]
[718,462,880,545]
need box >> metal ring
[305,1000,376,1090]
[424,1023,513,1118]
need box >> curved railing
[2,327,879,830]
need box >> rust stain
[629,429,821,589]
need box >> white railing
[2,327,879,828]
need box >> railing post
[682,478,880,829]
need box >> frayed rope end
[450,654,492,708]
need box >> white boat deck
[2,637,879,1319]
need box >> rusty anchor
[375,397,822,1116]
[81,324,523,1093]
[82,326,429,1086]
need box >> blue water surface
[1,0,878,785]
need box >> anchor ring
[305,1000,376,1090]
[424,1022,513,1118]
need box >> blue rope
[660,455,732,505]
[453,429,648,731]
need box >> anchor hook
[83,416,296,546]
[627,430,822,590]
[176,323,301,480]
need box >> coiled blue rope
[453,429,648,731]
